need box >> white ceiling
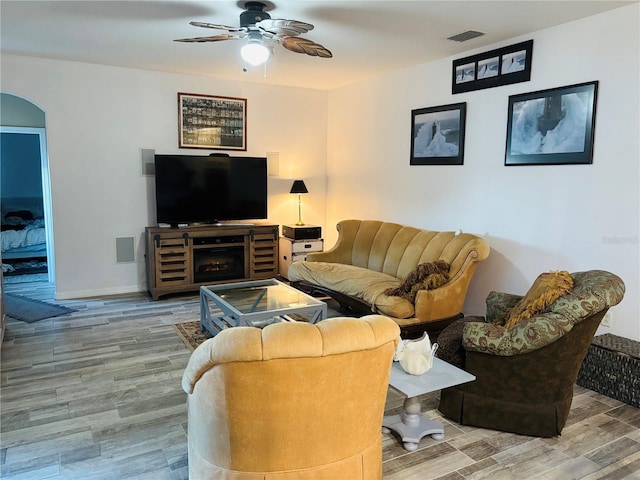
[1,1,635,91]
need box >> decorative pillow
[503,270,574,329]
[384,260,450,303]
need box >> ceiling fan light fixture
[241,39,270,66]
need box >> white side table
[278,237,323,279]
[383,357,475,451]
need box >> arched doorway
[1,93,55,283]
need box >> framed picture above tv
[452,40,533,94]
[505,81,598,166]
[410,102,467,166]
[178,92,247,150]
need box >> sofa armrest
[485,291,522,323]
[413,259,480,322]
[305,219,365,265]
[436,316,485,368]
[462,312,573,356]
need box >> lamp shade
[289,180,308,194]
[241,39,270,66]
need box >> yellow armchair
[182,315,400,479]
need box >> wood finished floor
[1,278,639,480]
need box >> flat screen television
[154,154,267,226]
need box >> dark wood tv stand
[145,223,279,300]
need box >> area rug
[174,321,212,352]
[5,293,76,323]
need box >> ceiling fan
[174,1,332,67]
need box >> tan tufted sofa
[288,219,490,337]
[182,315,400,480]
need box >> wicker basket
[577,333,640,407]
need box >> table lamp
[289,180,308,225]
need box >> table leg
[382,396,445,451]
[200,294,236,336]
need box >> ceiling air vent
[447,30,485,42]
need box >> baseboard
[55,285,143,300]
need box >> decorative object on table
[5,293,76,323]
[289,179,308,225]
[452,39,533,94]
[174,1,332,70]
[182,315,399,479]
[177,92,246,150]
[436,269,625,437]
[393,332,438,376]
[410,103,466,165]
[281,224,321,240]
[505,81,598,166]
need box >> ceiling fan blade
[257,19,314,37]
[174,34,242,43]
[281,37,332,58]
[189,21,246,33]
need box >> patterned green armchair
[436,270,625,437]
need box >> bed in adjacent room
[1,197,48,275]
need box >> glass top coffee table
[383,357,476,451]
[200,278,327,336]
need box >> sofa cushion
[503,271,573,328]
[384,260,450,303]
[288,261,415,319]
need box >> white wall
[326,5,639,340]
[1,5,637,341]
[1,56,328,298]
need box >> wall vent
[115,237,135,263]
[447,30,485,42]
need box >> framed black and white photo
[505,81,598,166]
[410,103,467,165]
[452,40,533,94]
[455,62,476,84]
[178,92,247,150]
